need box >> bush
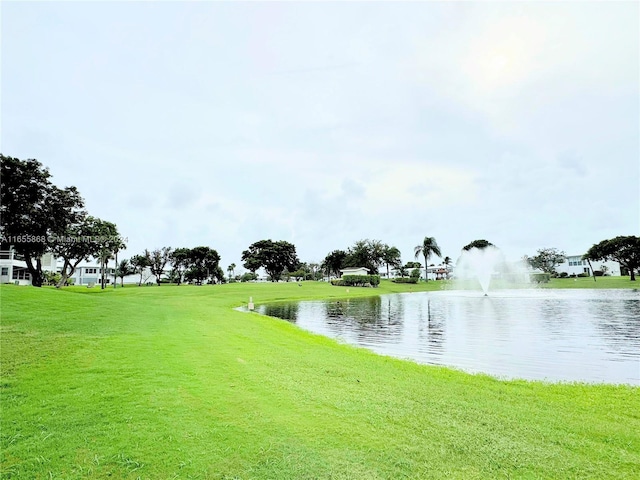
[593,270,604,277]
[410,268,421,280]
[558,272,569,278]
[578,272,589,277]
[340,275,380,287]
[240,272,258,282]
[331,279,345,286]
[530,273,551,284]
[392,277,418,284]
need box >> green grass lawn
[1,280,638,479]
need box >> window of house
[12,270,30,280]
[1,267,8,275]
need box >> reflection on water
[256,289,640,384]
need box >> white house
[556,255,621,276]
[340,267,370,276]
[70,265,116,286]
[388,265,454,281]
[68,263,156,286]
[0,249,58,286]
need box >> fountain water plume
[453,246,529,294]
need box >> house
[70,265,117,286]
[68,262,156,286]
[0,248,58,286]
[556,255,621,277]
[340,267,370,276]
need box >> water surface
[255,289,640,384]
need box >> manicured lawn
[543,275,639,289]
[1,281,638,479]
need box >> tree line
[2,155,637,286]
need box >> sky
[2,1,639,271]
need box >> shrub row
[392,277,418,284]
[530,273,551,283]
[333,275,381,287]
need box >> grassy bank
[1,281,638,479]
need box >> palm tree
[230,263,236,278]
[382,245,402,279]
[116,259,134,287]
[443,256,452,279]
[112,240,126,288]
[96,247,113,289]
[227,263,236,280]
[414,237,442,282]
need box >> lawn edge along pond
[1,279,639,479]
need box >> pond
[254,289,640,384]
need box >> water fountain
[453,246,530,294]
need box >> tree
[95,247,113,289]
[184,246,221,285]
[321,249,347,279]
[170,248,191,285]
[443,256,452,279]
[242,254,262,275]
[414,236,441,282]
[584,236,640,281]
[116,259,135,287]
[212,265,226,284]
[462,239,494,251]
[309,262,321,280]
[51,215,105,288]
[241,240,300,282]
[382,245,402,278]
[111,237,127,289]
[527,248,566,275]
[240,272,258,282]
[396,263,408,278]
[227,263,236,280]
[1,155,85,287]
[343,239,385,274]
[145,247,173,285]
[130,254,151,286]
[92,220,121,289]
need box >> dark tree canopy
[322,249,347,278]
[170,247,191,285]
[1,155,85,286]
[343,239,385,274]
[241,240,300,282]
[462,239,494,251]
[183,246,221,285]
[584,236,640,281]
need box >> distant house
[70,265,116,286]
[556,255,621,277]
[339,267,370,276]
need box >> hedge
[530,273,551,283]
[339,275,380,287]
[392,277,418,284]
